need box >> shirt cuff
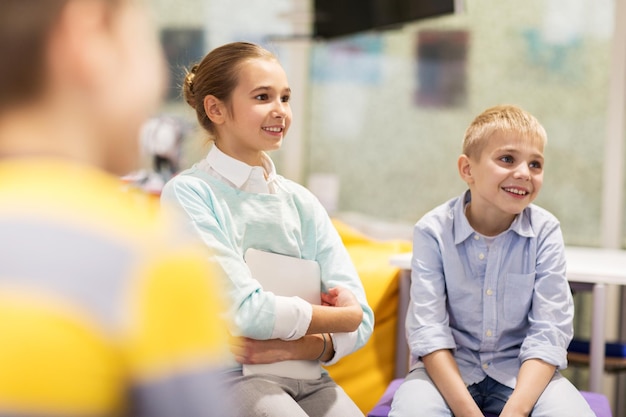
[270,295,312,341]
[520,343,568,369]
[321,331,358,366]
[409,326,456,359]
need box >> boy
[0,1,227,415]
[390,105,595,417]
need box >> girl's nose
[272,100,287,118]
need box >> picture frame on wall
[160,28,205,102]
[415,30,469,108]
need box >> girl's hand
[230,337,292,365]
[321,286,363,329]
[321,286,359,308]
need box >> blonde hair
[462,105,547,159]
[182,42,277,139]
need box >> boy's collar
[453,190,534,244]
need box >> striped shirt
[0,159,227,416]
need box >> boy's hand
[499,359,556,417]
[499,406,528,417]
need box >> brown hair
[0,0,121,111]
[462,105,547,160]
[182,42,277,138]
[0,0,68,110]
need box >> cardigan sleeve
[160,175,312,341]
[302,191,374,365]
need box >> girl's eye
[254,94,269,100]
[281,95,290,103]
[530,161,542,169]
[499,155,514,164]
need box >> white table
[390,246,626,393]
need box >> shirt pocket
[503,272,535,325]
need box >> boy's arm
[422,350,483,417]
[520,220,572,367]
[499,359,556,417]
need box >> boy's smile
[459,133,544,235]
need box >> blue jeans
[466,376,513,415]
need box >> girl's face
[216,58,291,166]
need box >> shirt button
[486,329,493,337]
[486,289,493,296]
[474,235,480,240]
[482,363,489,370]
[478,253,485,260]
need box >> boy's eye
[281,95,290,103]
[499,155,514,164]
[254,94,269,100]
[530,161,542,169]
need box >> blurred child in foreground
[0,0,227,415]
[390,105,595,417]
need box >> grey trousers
[389,368,596,417]
[223,371,364,417]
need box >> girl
[161,42,374,417]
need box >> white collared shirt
[197,145,280,194]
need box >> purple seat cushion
[368,379,403,417]
[367,378,612,417]
[581,391,612,417]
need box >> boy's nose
[514,164,531,180]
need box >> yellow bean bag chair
[326,220,411,414]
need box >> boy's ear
[203,95,226,125]
[47,0,113,95]
[458,154,474,184]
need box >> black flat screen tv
[314,0,456,39]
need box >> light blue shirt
[161,147,374,367]
[406,190,573,388]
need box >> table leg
[395,269,411,379]
[589,283,606,393]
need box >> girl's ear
[204,95,226,125]
[458,154,474,184]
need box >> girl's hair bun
[182,64,199,108]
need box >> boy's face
[459,132,544,231]
[86,0,166,175]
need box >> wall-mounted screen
[314,0,457,39]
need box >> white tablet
[243,248,322,379]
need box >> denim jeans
[466,376,513,415]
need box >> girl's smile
[213,58,292,167]
[262,125,286,136]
